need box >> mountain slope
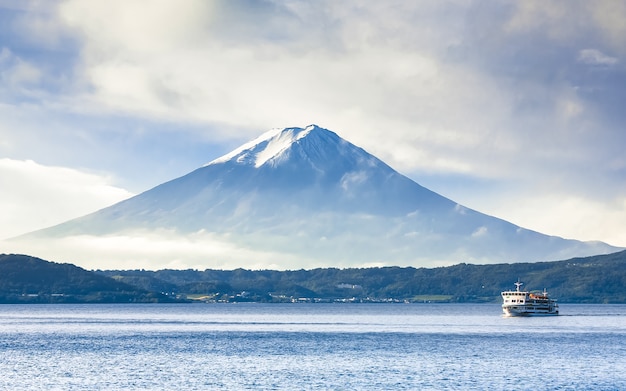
[12,125,621,270]
[0,254,173,303]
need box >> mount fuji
[12,125,620,270]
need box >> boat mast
[514,281,523,292]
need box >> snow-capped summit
[208,125,321,168]
[207,124,384,181]
[14,125,621,270]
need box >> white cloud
[456,191,626,247]
[589,1,626,55]
[471,226,488,238]
[4,230,328,271]
[0,159,133,239]
[577,49,618,66]
[0,48,42,89]
[506,1,626,51]
[340,171,368,192]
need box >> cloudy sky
[1,1,625,267]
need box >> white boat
[501,281,558,316]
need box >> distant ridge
[0,254,175,303]
[6,249,625,303]
[98,248,624,303]
[11,125,621,270]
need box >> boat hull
[502,305,558,317]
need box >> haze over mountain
[10,125,620,270]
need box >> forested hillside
[2,251,624,303]
[101,250,626,303]
[0,254,176,303]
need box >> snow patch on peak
[205,125,321,168]
[205,128,282,166]
[254,126,312,168]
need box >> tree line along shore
[1,250,625,304]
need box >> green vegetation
[0,254,180,303]
[2,250,625,303]
[100,249,626,303]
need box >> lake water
[0,303,625,390]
